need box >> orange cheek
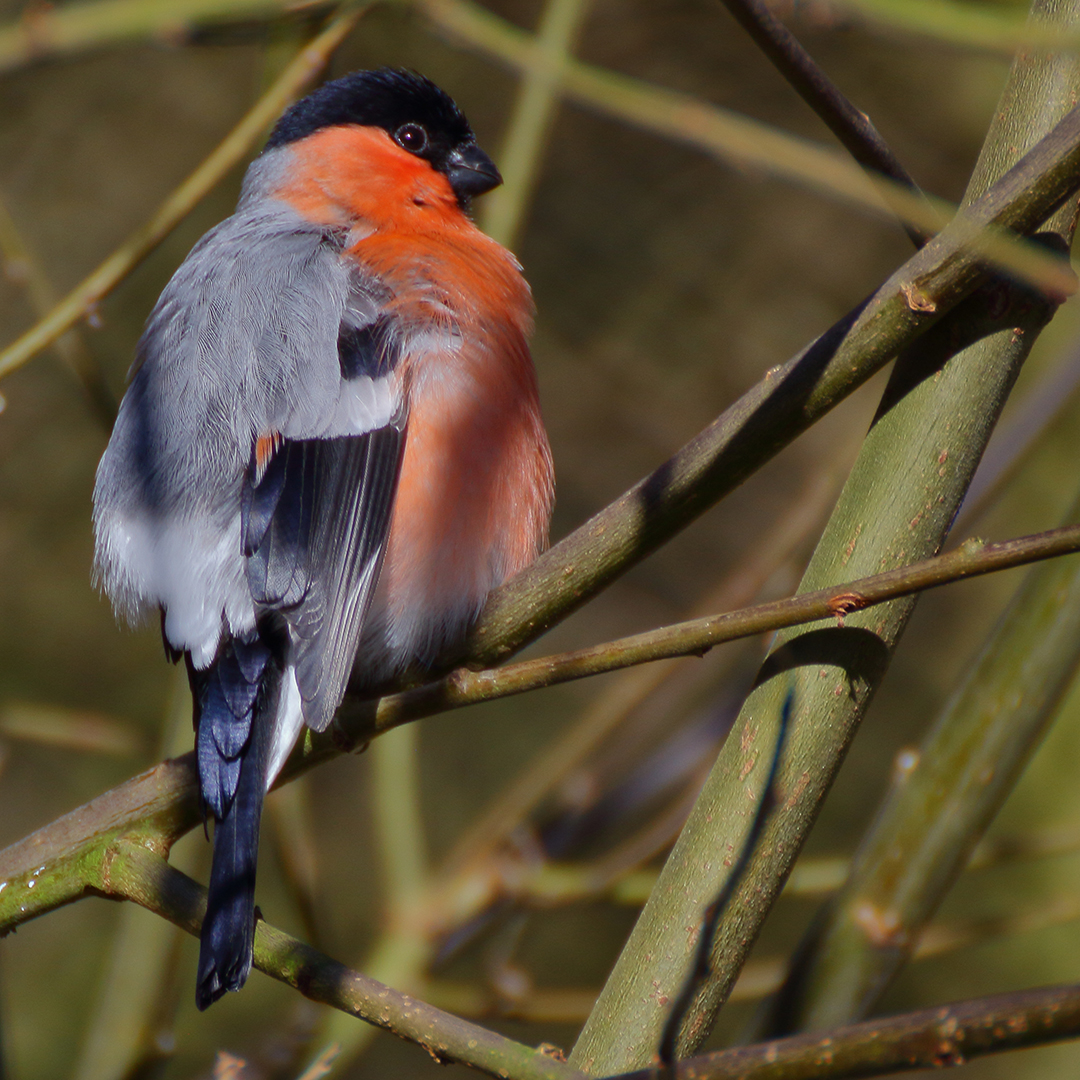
[270,125,460,230]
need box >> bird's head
[265,67,502,208]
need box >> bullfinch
[92,68,554,1009]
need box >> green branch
[756,0,1080,1038]
[5,520,1080,933]
[103,842,588,1080]
[764,453,1080,1030]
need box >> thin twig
[720,0,932,246]
[0,1,368,382]
[4,523,1080,932]
[311,726,435,1066]
[917,893,1080,962]
[616,983,1080,1080]
[364,524,1080,735]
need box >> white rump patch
[96,509,253,668]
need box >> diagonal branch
[615,982,1080,1080]
[750,0,1080,1037]
[719,0,932,246]
[0,1,368,382]
[568,0,1080,1063]
[459,101,1080,670]
[358,524,1080,735]
[103,842,588,1080]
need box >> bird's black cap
[265,68,502,205]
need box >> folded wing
[242,299,407,732]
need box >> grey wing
[92,199,405,702]
[242,312,407,732]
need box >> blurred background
[3,0,1080,1076]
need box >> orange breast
[378,334,553,627]
[274,123,554,669]
[366,227,553,659]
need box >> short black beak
[446,143,503,202]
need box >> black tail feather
[191,630,281,1011]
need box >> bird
[92,67,554,1010]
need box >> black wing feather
[245,439,319,607]
[338,314,397,379]
[241,445,289,557]
[292,423,404,727]
[241,421,405,732]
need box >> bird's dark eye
[394,123,428,154]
